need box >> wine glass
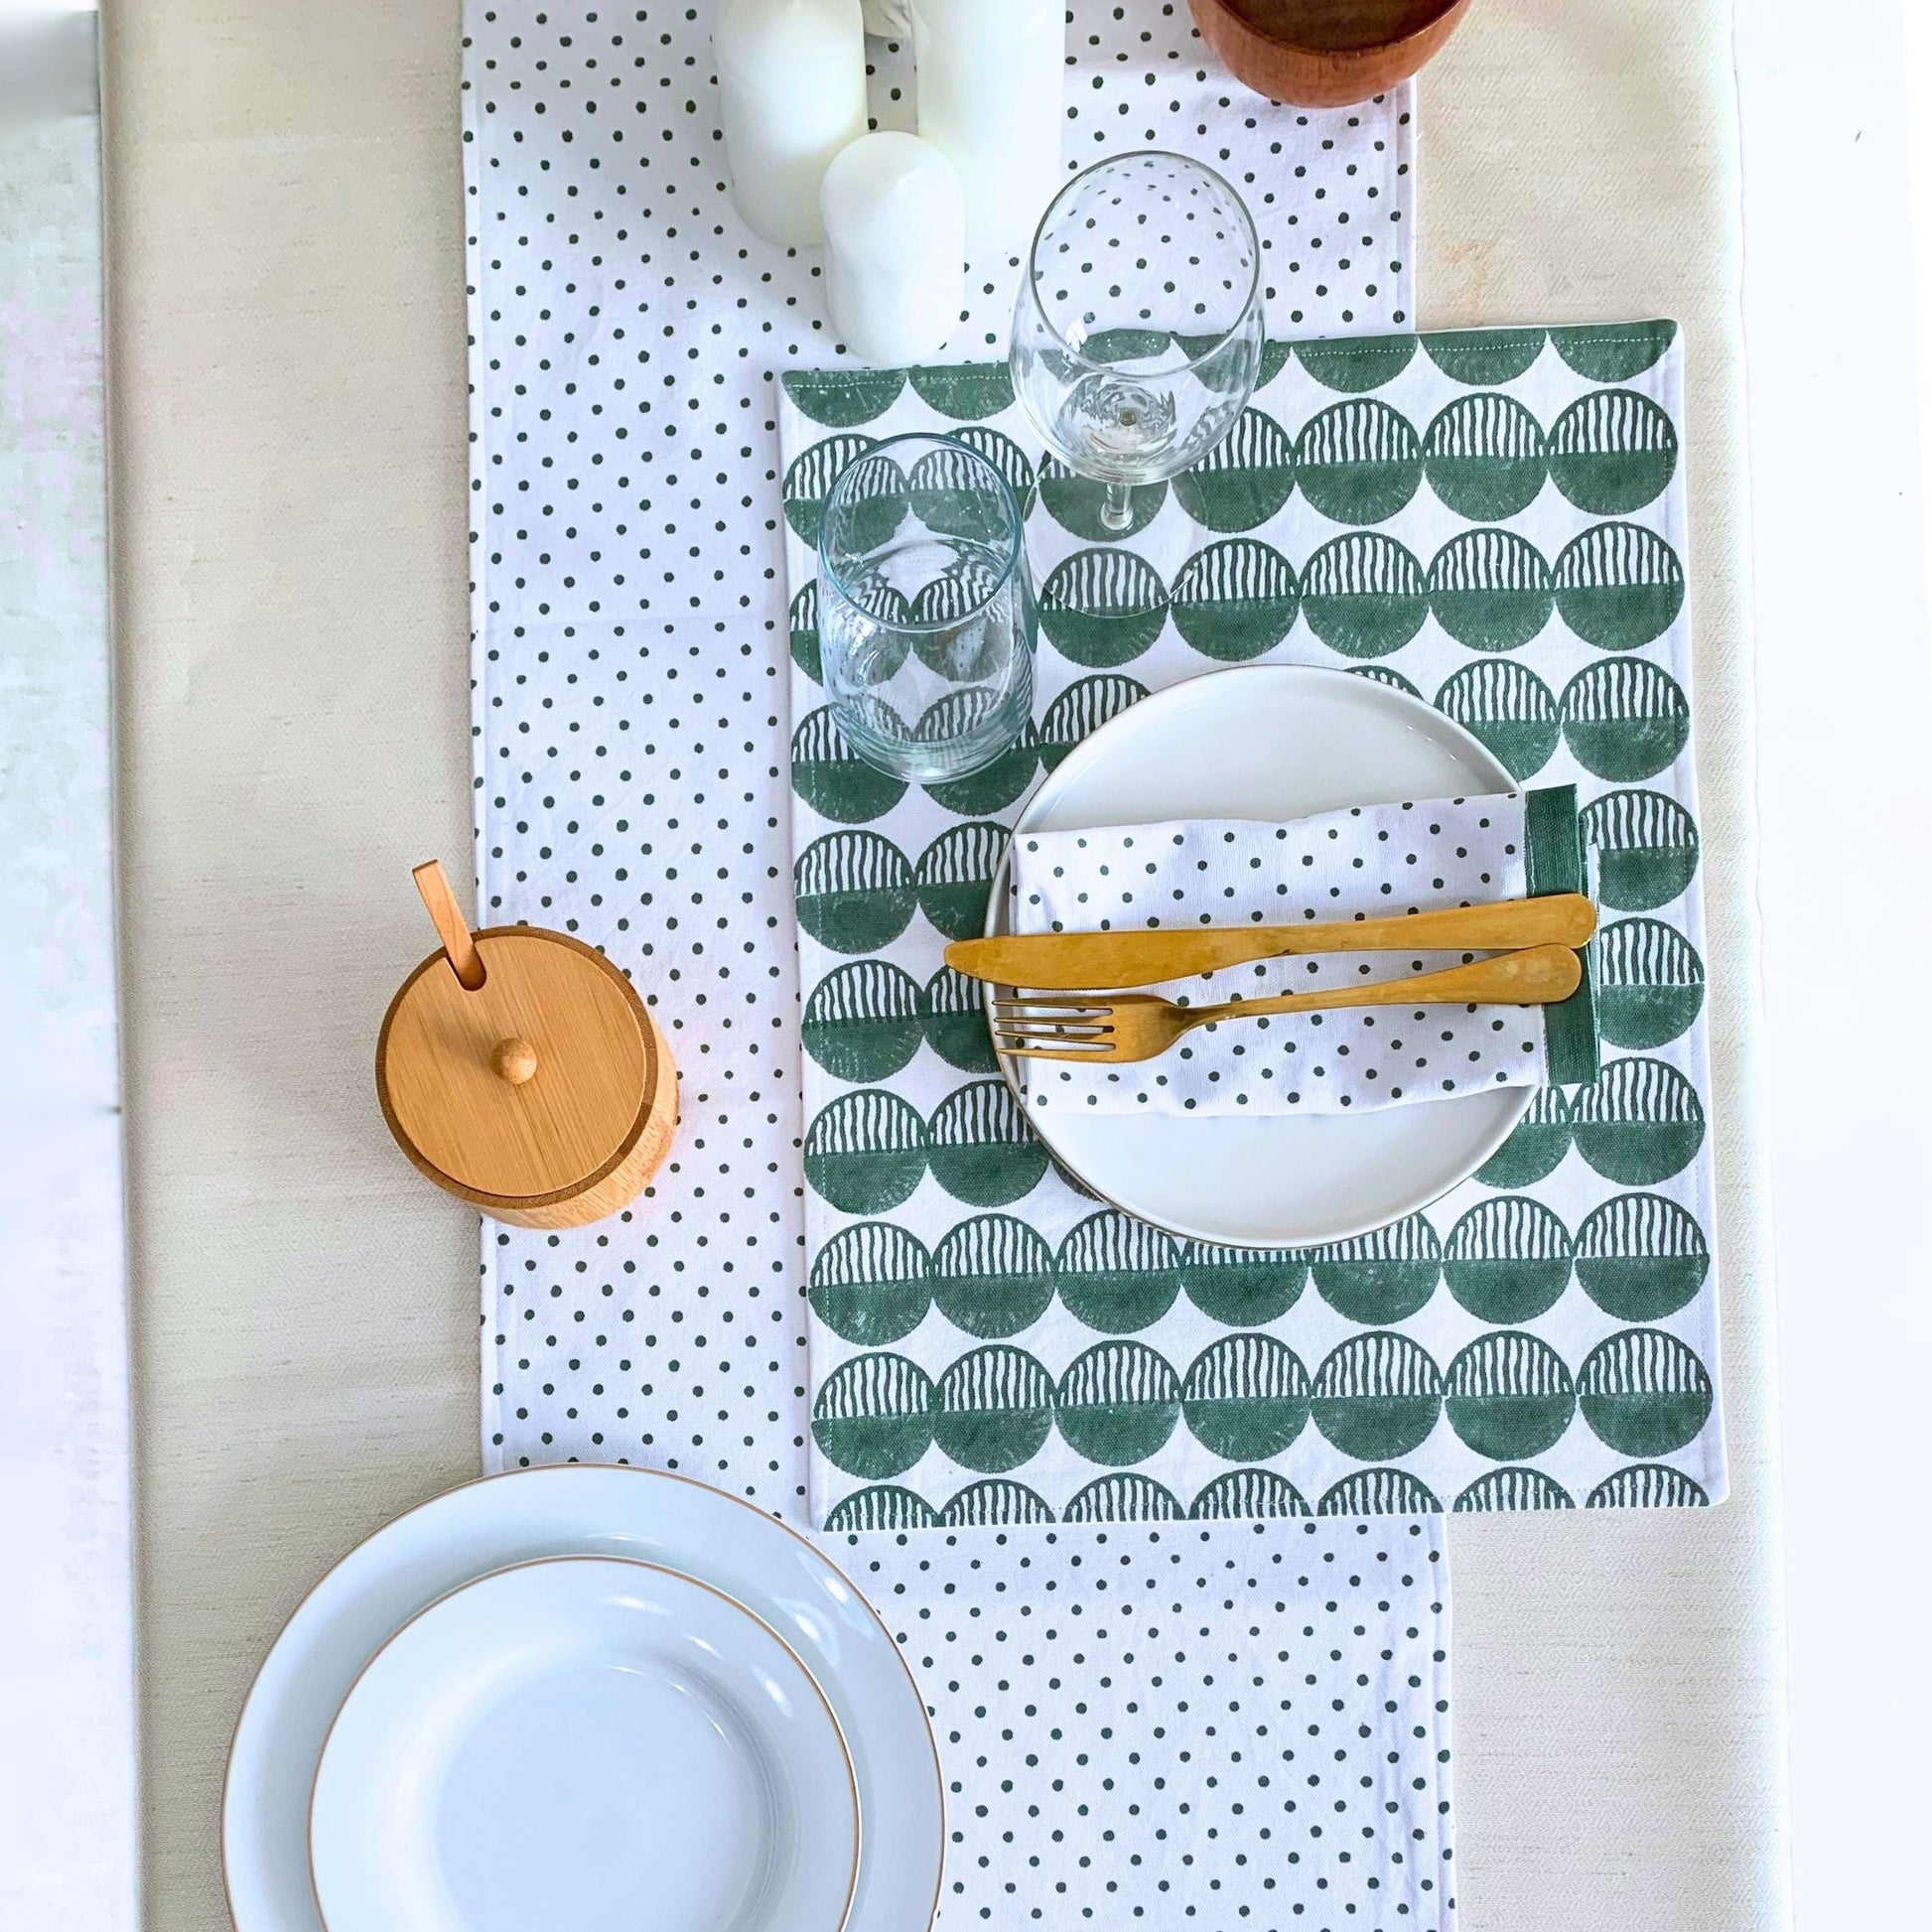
[816,433,1036,783]
[1010,151,1265,535]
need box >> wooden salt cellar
[375,862,677,1229]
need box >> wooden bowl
[1186,0,1471,109]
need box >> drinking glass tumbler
[816,432,1036,782]
[1010,151,1266,533]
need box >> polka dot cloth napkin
[1011,789,1600,1116]
[463,7,1452,1928]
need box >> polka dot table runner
[781,322,1725,1530]
[464,6,1454,1927]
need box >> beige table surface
[106,2,1786,1927]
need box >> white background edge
[1736,1,1932,1924]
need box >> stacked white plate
[224,1467,943,1932]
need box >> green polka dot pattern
[782,324,1723,1523]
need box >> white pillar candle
[715,0,869,248]
[820,132,965,366]
[908,0,1064,256]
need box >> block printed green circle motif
[942,424,1035,510]
[923,717,1039,817]
[905,442,1023,548]
[1553,523,1686,650]
[1475,1085,1573,1186]
[1295,399,1424,525]
[795,831,917,953]
[921,964,1000,1073]
[1595,917,1705,1048]
[812,1354,936,1478]
[783,366,907,428]
[944,1478,1055,1526]
[1039,674,1149,770]
[1055,1341,1182,1466]
[1172,407,1297,531]
[1309,1214,1442,1322]
[1560,659,1691,781]
[791,707,907,824]
[1575,1193,1710,1319]
[823,1485,940,1533]
[1318,1467,1442,1515]
[914,821,1006,940]
[1054,1209,1183,1332]
[1435,660,1561,779]
[1302,533,1430,657]
[1547,390,1678,514]
[1578,1329,1713,1456]
[1423,328,1549,385]
[1063,1472,1184,1523]
[803,1090,928,1213]
[1181,1334,1311,1460]
[1582,789,1700,910]
[1311,1332,1444,1460]
[926,1079,1048,1206]
[1426,529,1555,652]
[1189,1469,1312,1518]
[1178,1240,1306,1324]
[802,960,925,1083]
[1035,455,1168,541]
[820,445,913,555]
[1572,1056,1705,1184]
[1423,394,1548,520]
[1347,663,1423,698]
[1170,539,1301,660]
[808,1221,932,1345]
[1296,335,1418,392]
[1552,320,1676,382]
[907,360,1017,421]
[1443,1197,1573,1321]
[934,1345,1055,1472]
[1038,550,1171,666]
[790,582,822,682]
[1586,1462,1709,1508]
[1445,1332,1577,1461]
[930,1214,1056,1336]
[783,433,880,550]
[1453,1467,1575,1512]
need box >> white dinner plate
[224,1467,942,1932]
[989,663,1526,1247]
[309,1557,859,1932]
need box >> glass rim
[1018,149,1264,373]
[815,430,1028,634]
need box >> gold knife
[945,894,1597,990]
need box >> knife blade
[944,893,1597,990]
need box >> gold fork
[991,944,1583,1065]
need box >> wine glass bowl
[1010,152,1266,532]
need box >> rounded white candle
[909,0,1064,256]
[820,132,965,366]
[715,0,869,248]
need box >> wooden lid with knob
[375,861,678,1229]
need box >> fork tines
[989,997,1115,1055]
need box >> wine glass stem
[1100,483,1135,532]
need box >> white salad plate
[308,1556,859,1932]
[224,1466,943,1932]
[989,662,1525,1248]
